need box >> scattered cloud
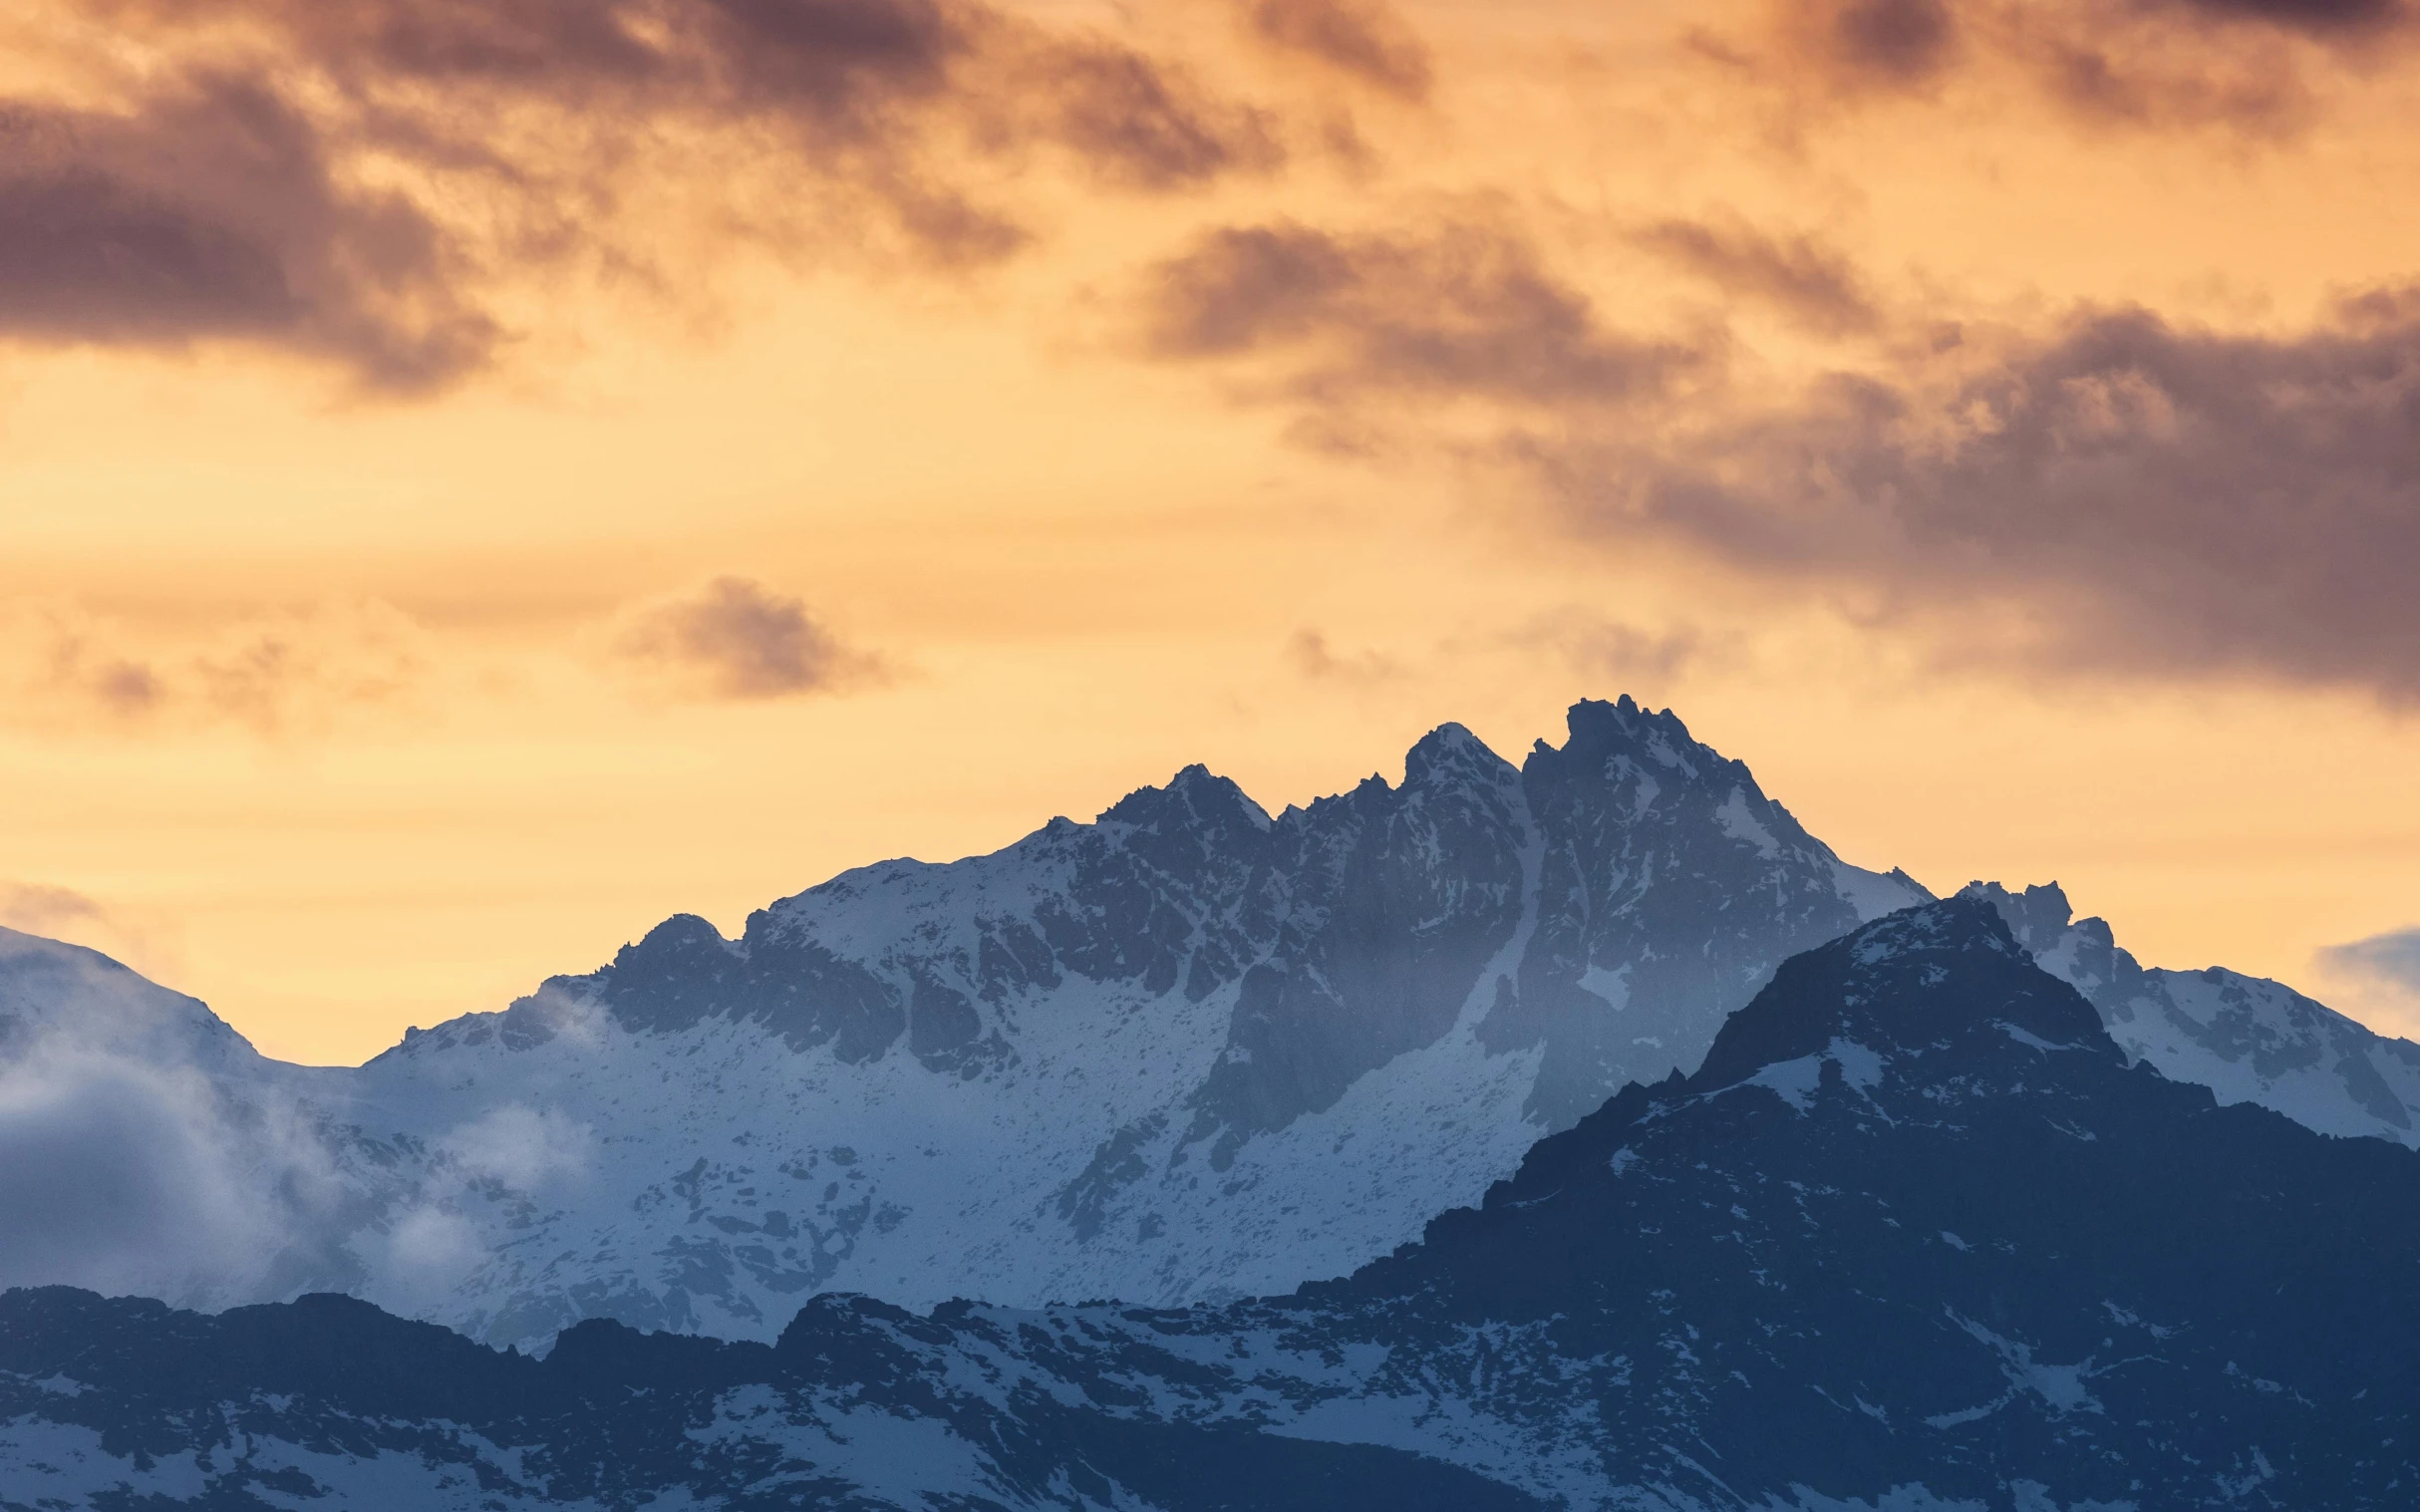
[1509,610,1719,686]
[1239,0,1432,100]
[1632,217,1882,338]
[1723,0,2413,136]
[0,598,429,736]
[1137,219,1711,423]
[440,1103,596,1191]
[1555,295,2420,698]
[1288,628,1405,685]
[613,576,886,701]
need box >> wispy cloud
[1137,217,1712,433]
[1508,610,1720,687]
[2314,926,2420,1039]
[1288,628,1404,686]
[1238,0,1432,100]
[1631,216,1882,338]
[2318,927,2420,995]
[0,598,428,736]
[0,883,184,983]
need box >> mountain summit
[0,700,1925,1349]
[12,898,2418,1509]
[322,697,1923,1346]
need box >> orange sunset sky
[5,0,2420,1063]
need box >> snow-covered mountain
[322,698,1924,1347]
[13,899,2420,1509]
[16,696,2415,1361]
[0,699,1925,1351]
[1966,880,2420,1146]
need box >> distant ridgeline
[0,699,1929,1348]
[8,900,2420,1509]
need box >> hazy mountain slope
[12,899,2419,1510]
[1967,880,2420,1146]
[0,929,358,1310]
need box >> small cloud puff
[613,576,888,701]
[2317,929,2420,996]
[2314,927,2420,1040]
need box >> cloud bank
[5,0,1289,388]
[1135,200,2420,701]
[1585,297,2420,696]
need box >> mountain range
[3,698,2414,1362]
[9,898,2418,1509]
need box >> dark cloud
[1633,218,1881,337]
[1558,296,2420,696]
[2174,0,2405,34]
[0,76,496,391]
[1139,220,1705,409]
[1738,0,2411,134]
[1791,0,1963,90]
[2318,928,2420,995]
[615,577,884,700]
[1241,0,1433,99]
[1130,204,2420,697]
[9,0,1284,386]
[1028,41,1280,190]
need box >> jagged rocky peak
[1958,878,2074,949]
[1097,761,1271,840]
[1401,719,1517,789]
[1690,897,2121,1091]
[1961,877,2420,1149]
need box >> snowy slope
[1966,880,2420,1146]
[13,900,2420,1510]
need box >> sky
[5,0,2420,1064]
